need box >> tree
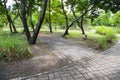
[90,0,120,26]
[1,0,17,33]
[63,0,120,37]
[90,0,120,13]
[20,0,48,44]
[62,0,97,37]
[92,10,112,26]
[70,0,87,37]
[48,0,52,33]
[0,14,7,28]
[44,0,63,30]
[61,0,69,35]
[0,1,7,28]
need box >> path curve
[11,35,120,80]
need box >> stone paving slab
[11,36,120,80]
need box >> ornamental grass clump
[0,34,32,61]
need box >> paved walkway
[11,35,120,80]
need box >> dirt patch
[0,40,70,80]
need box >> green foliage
[92,10,120,28]
[92,10,112,26]
[96,26,117,43]
[0,15,8,28]
[66,30,82,38]
[112,11,120,27]
[90,0,120,13]
[0,34,32,61]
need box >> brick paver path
[11,36,120,80]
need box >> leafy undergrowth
[0,33,33,61]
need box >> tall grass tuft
[0,34,32,61]
[97,37,107,50]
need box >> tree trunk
[49,0,52,33]
[3,0,17,33]
[80,12,87,39]
[9,22,13,33]
[29,0,48,44]
[71,7,85,35]
[15,0,24,33]
[10,17,17,33]
[63,4,97,37]
[63,12,87,37]
[15,0,22,19]
[7,14,18,33]
[62,25,71,37]
[61,0,69,35]
[6,14,13,33]
[30,14,35,32]
[80,12,85,35]
[20,0,31,41]
[21,0,48,44]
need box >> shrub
[0,34,32,61]
[96,26,112,35]
[96,26,117,42]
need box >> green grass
[40,29,102,39]
[66,30,82,38]
[87,33,102,40]
[0,33,32,61]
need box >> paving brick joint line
[11,36,120,80]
